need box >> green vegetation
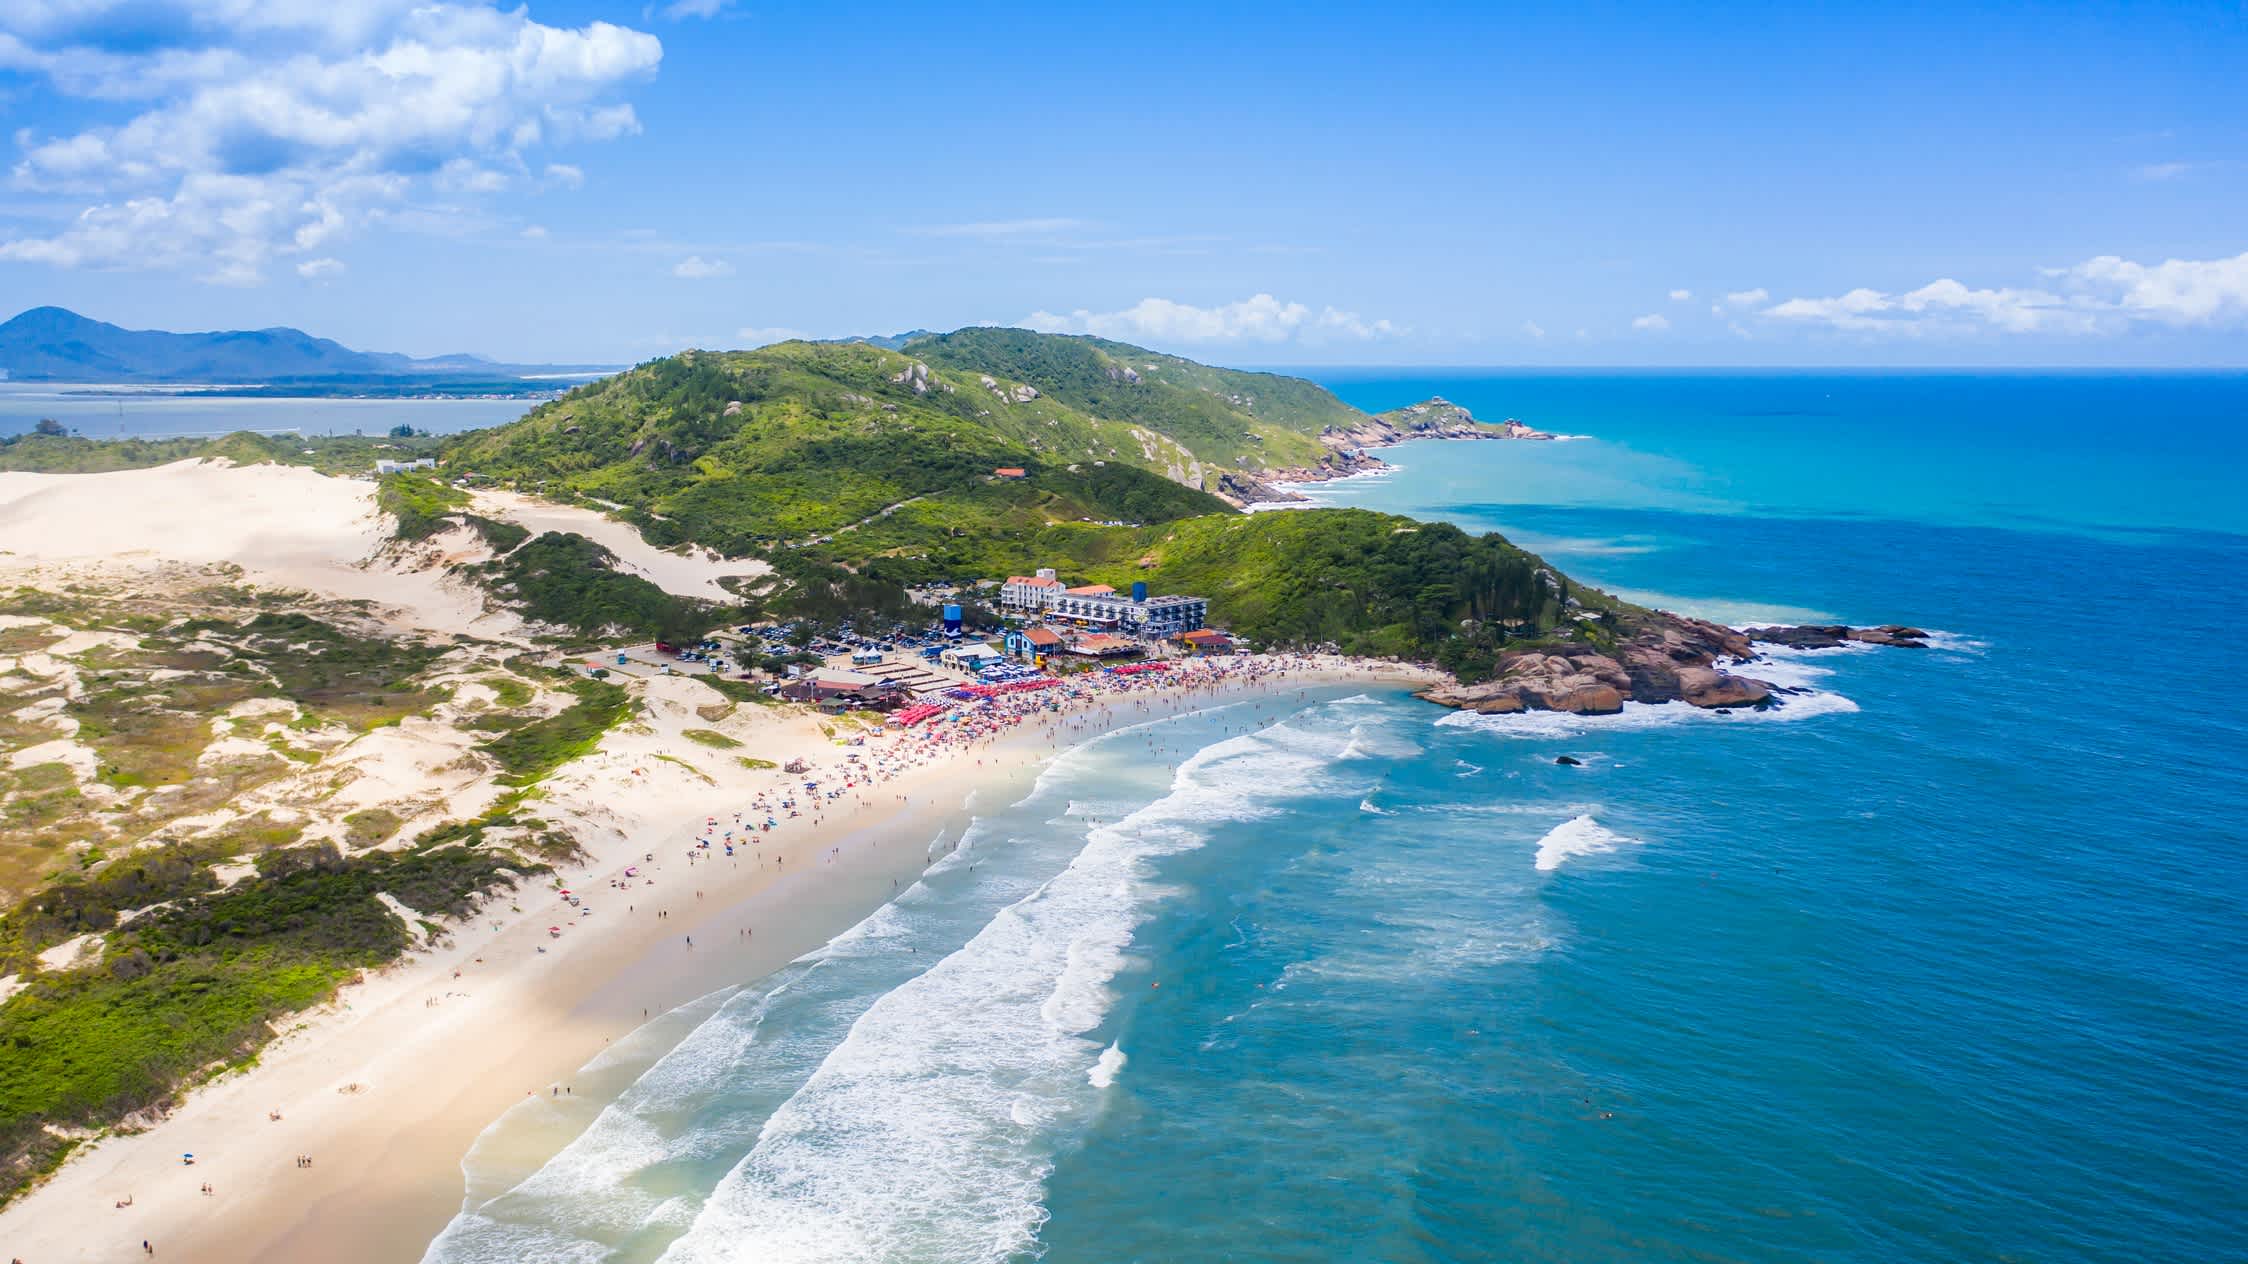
[909,327,1352,468]
[0,842,531,1203]
[342,808,403,849]
[466,532,725,640]
[444,342,1231,568]
[174,612,447,728]
[466,514,531,553]
[375,472,470,541]
[0,429,447,475]
[736,756,777,770]
[478,677,632,786]
[419,330,1629,675]
[680,728,740,749]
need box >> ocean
[0,382,531,440]
[424,372,2248,1263]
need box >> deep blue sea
[427,372,2248,1264]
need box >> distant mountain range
[0,307,605,388]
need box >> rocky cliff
[1416,618,1926,716]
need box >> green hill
[439,330,1628,672]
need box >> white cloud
[1723,288,1769,307]
[1522,319,1546,339]
[520,223,547,238]
[659,0,734,18]
[1631,313,1670,331]
[672,254,731,278]
[1668,288,1692,302]
[542,162,584,189]
[2059,251,2248,325]
[1022,293,1398,345]
[434,159,509,195]
[1761,250,2248,336]
[295,256,343,278]
[0,2,661,283]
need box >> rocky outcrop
[1417,614,1928,718]
[1750,624,1930,650]
[1316,397,1553,454]
[1214,449,1389,506]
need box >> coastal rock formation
[1317,397,1553,454]
[1216,449,1389,505]
[1751,624,1930,649]
[1417,615,1928,717]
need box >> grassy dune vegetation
[0,586,639,1204]
[0,429,446,475]
[0,843,529,1199]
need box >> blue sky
[1,1,2243,366]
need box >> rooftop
[1064,584,1116,596]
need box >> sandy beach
[0,457,1438,1263]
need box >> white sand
[0,458,1443,1262]
[470,487,770,599]
[0,460,508,638]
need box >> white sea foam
[1337,719,1420,761]
[649,720,1350,1264]
[1087,1043,1127,1089]
[1724,646,1858,691]
[1359,798,1387,814]
[1921,629,1987,656]
[1435,690,1858,738]
[1454,759,1483,777]
[1534,814,1640,872]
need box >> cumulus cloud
[0,2,661,283]
[673,254,732,279]
[1760,250,2248,335]
[1522,319,1546,339]
[1723,288,1769,307]
[1631,313,1670,331]
[2059,252,2248,325]
[1668,289,1692,302]
[296,256,344,279]
[1023,293,1398,345]
[542,163,585,190]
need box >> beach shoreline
[0,655,1434,1264]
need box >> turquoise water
[427,374,2248,1263]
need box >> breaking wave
[1534,815,1641,872]
[647,720,1352,1264]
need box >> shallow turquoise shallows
[426,372,2248,1264]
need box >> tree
[33,418,66,437]
[388,423,418,439]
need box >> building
[1007,626,1064,660]
[1001,569,1065,612]
[1063,633,1139,658]
[1010,567,1209,639]
[994,467,1027,479]
[1180,628,1235,655]
[777,668,902,708]
[374,457,437,475]
[1051,589,1207,638]
[940,642,1007,671]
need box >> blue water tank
[1131,580,1148,602]
[942,604,963,634]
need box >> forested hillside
[441,331,1631,671]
